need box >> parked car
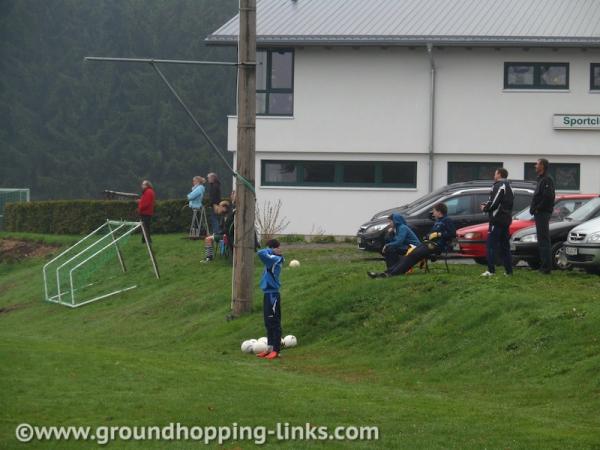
[357,180,537,251]
[456,194,598,265]
[510,197,600,270]
[563,216,600,274]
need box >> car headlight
[521,234,538,243]
[464,232,483,240]
[587,232,600,243]
[367,222,389,233]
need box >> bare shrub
[255,199,290,241]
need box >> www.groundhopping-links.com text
[15,422,380,445]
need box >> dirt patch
[0,303,29,315]
[0,239,59,263]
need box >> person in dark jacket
[380,213,421,270]
[202,200,233,262]
[480,168,514,276]
[207,173,222,234]
[529,158,556,274]
[256,239,284,360]
[138,180,155,244]
[368,203,456,278]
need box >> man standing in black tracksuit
[480,168,514,277]
[529,158,556,274]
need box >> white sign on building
[553,114,600,130]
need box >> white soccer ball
[282,335,297,348]
[289,259,300,268]
[252,341,268,354]
[240,340,254,353]
[258,337,268,345]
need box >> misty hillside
[0,0,238,199]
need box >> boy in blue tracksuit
[382,213,421,270]
[257,239,284,360]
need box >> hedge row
[4,199,199,234]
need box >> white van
[563,216,600,274]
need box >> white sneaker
[480,271,495,277]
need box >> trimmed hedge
[4,200,196,234]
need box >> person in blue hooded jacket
[381,213,421,270]
[257,239,284,360]
[368,203,456,278]
[187,176,205,209]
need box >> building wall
[227,46,600,235]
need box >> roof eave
[205,35,600,48]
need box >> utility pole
[232,0,256,316]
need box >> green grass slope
[1,233,599,449]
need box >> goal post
[43,220,159,308]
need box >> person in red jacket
[138,180,155,244]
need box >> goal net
[0,188,30,230]
[43,220,159,308]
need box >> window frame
[504,62,570,90]
[591,63,600,91]
[256,48,295,116]
[447,162,503,185]
[523,162,580,191]
[260,160,418,188]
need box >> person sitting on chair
[368,202,456,278]
[202,200,233,262]
[206,172,222,234]
[379,213,421,271]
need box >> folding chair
[421,239,456,273]
[189,207,209,240]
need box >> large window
[591,64,600,91]
[447,162,502,184]
[504,62,569,90]
[261,160,417,188]
[524,163,580,190]
[256,49,294,116]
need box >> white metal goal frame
[42,219,159,308]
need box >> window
[256,49,294,116]
[524,163,580,190]
[552,199,588,220]
[591,64,600,91]
[504,62,569,89]
[444,195,474,216]
[513,191,534,213]
[447,162,502,184]
[261,160,417,188]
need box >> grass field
[1,232,600,449]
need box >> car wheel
[584,268,600,275]
[474,257,488,265]
[552,243,571,271]
[526,259,540,270]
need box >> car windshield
[397,189,447,215]
[372,185,450,219]
[514,198,592,221]
[514,206,532,221]
[566,197,600,221]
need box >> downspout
[426,43,436,193]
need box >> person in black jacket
[529,158,556,274]
[207,172,222,234]
[480,168,514,276]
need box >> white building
[208,0,600,236]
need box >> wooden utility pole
[232,0,256,316]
